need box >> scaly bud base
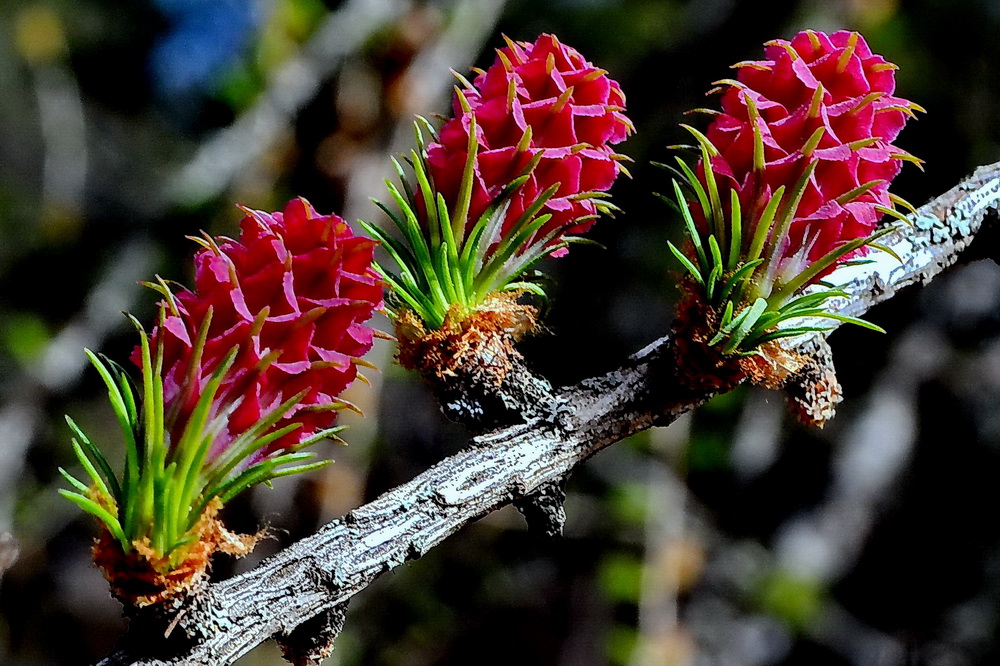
[673,289,845,427]
[395,291,553,429]
[395,291,537,388]
[92,499,259,607]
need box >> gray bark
[97,162,1000,665]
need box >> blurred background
[2,0,1000,664]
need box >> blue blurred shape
[149,0,265,99]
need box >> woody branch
[94,162,1000,666]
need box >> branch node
[276,601,349,666]
[783,337,843,428]
[514,477,569,539]
[406,538,427,561]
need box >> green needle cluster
[663,125,907,355]
[362,112,614,330]
[59,312,337,566]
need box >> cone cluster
[141,198,383,458]
[427,33,633,259]
[705,30,920,282]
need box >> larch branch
[98,162,1000,666]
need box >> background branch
[97,163,1000,665]
[165,0,405,207]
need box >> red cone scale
[704,30,918,280]
[137,198,382,459]
[427,33,632,257]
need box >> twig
[95,163,1000,665]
